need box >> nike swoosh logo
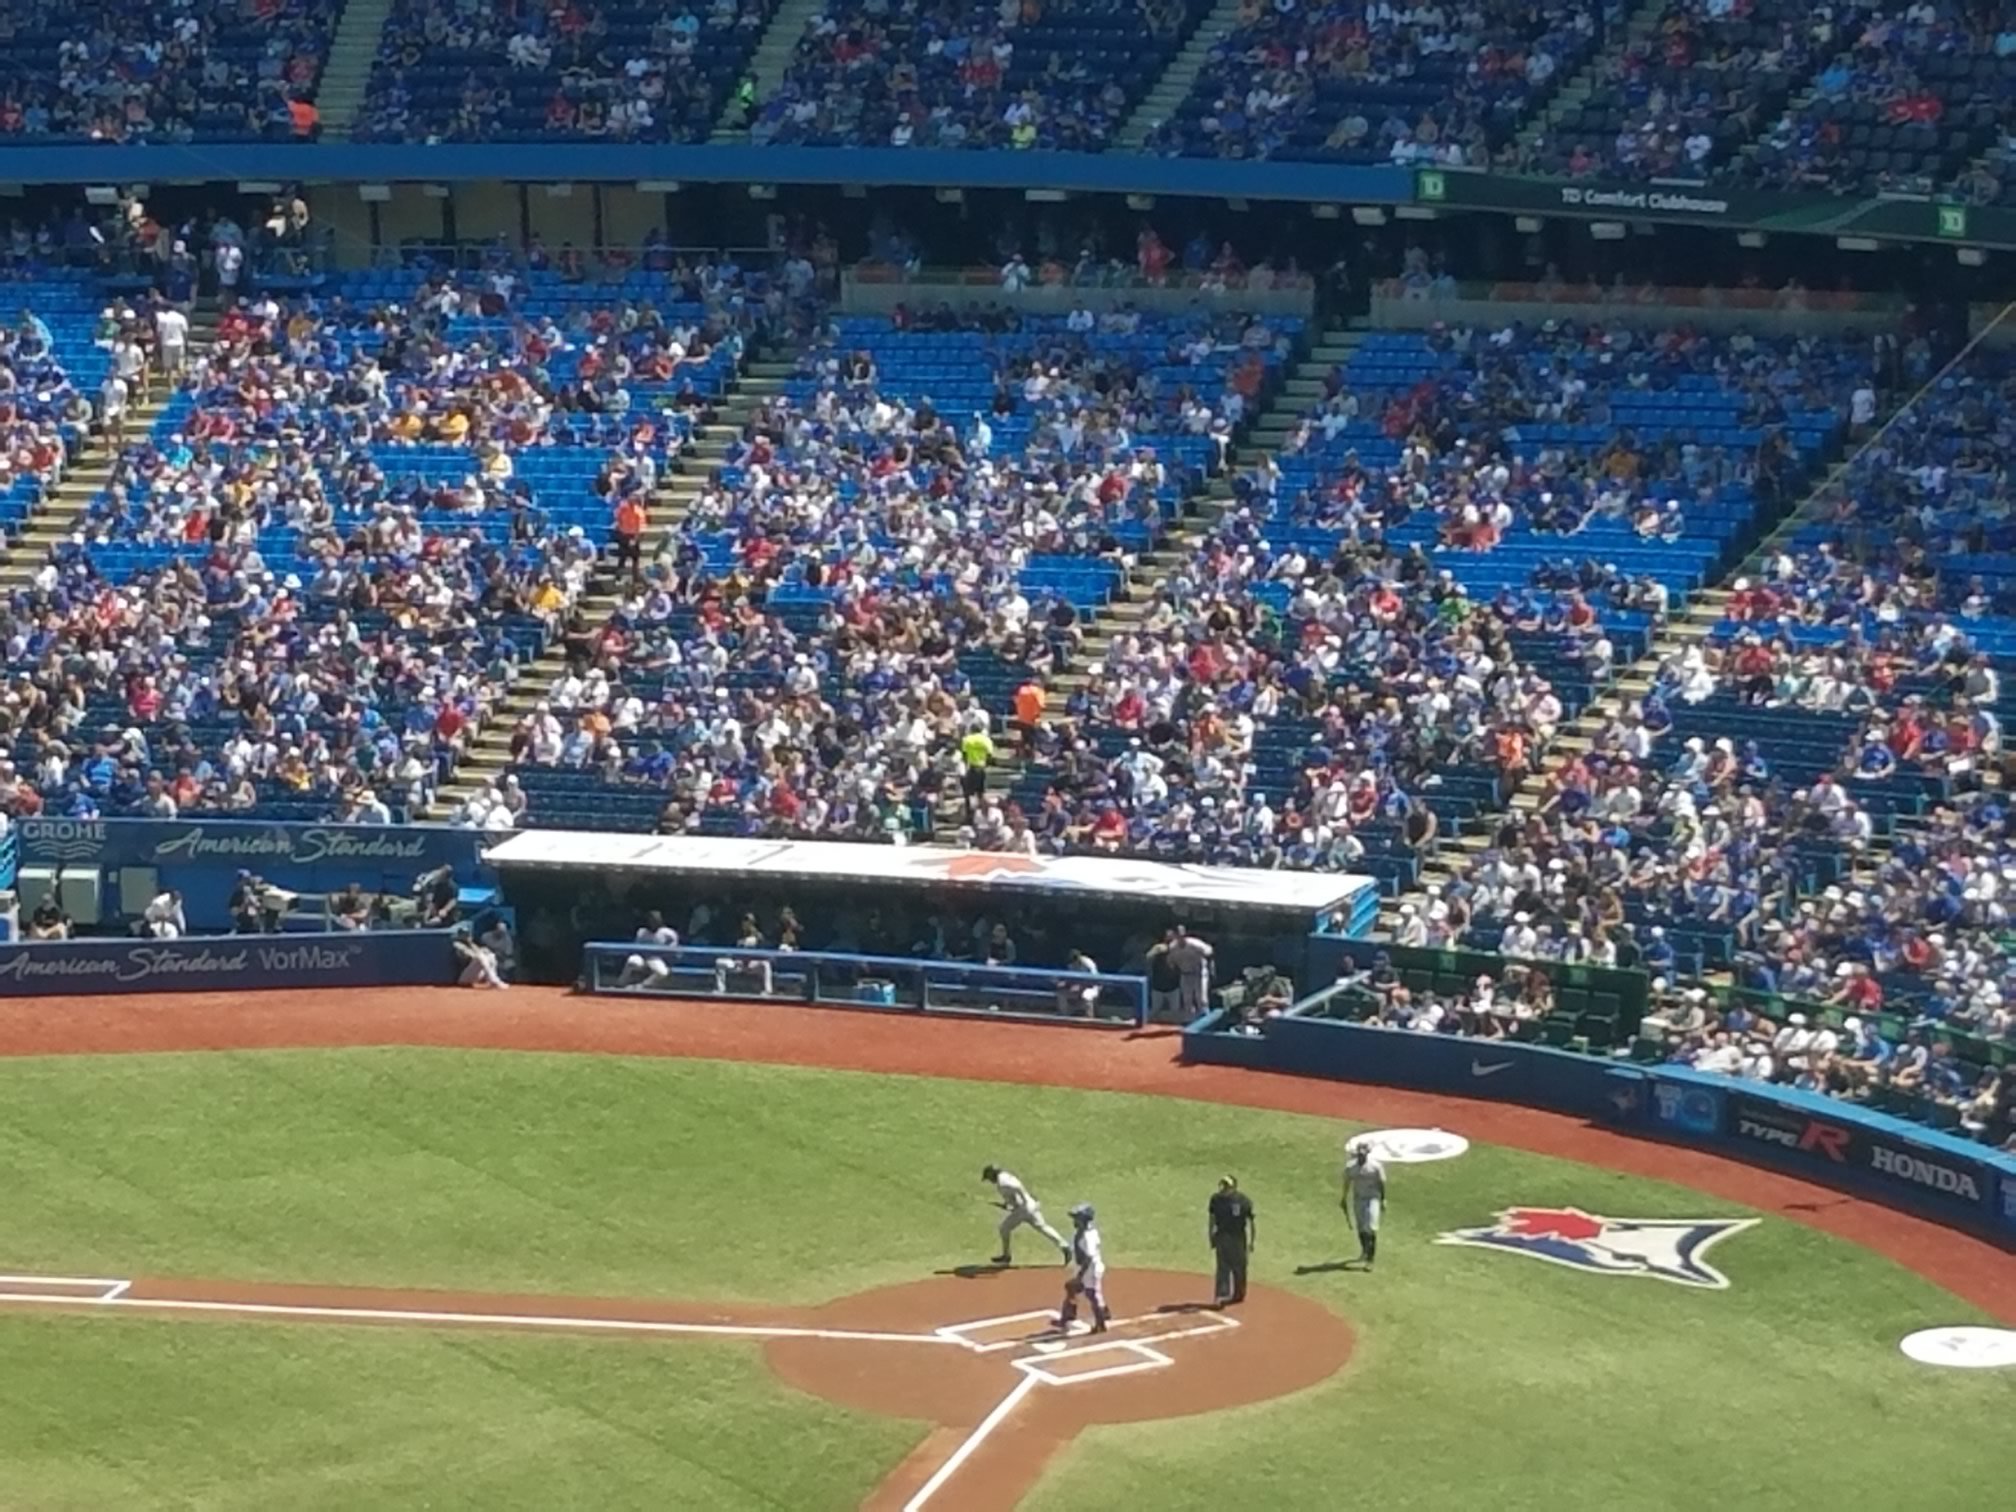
[1471,1061,1515,1078]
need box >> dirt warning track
[0,1265,1353,1512]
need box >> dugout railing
[583,941,1149,1027]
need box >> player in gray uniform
[1343,1144,1387,1270]
[981,1165,1071,1264]
[1056,1203,1110,1333]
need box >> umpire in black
[1208,1175,1256,1307]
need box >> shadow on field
[1293,1260,1360,1276]
[937,1263,1014,1279]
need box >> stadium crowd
[753,0,1200,150]
[356,0,777,143]
[1149,0,1604,163]
[0,246,777,826]
[1340,947,2013,1145]
[0,0,335,142]
[459,301,1286,838]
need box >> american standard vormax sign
[0,932,460,997]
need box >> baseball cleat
[990,1254,1012,1265]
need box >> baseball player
[1056,1202,1110,1334]
[1342,1144,1387,1271]
[981,1165,1071,1265]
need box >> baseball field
[0,990,2009,1511]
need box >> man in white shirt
[981,1164,1071,1264]
[142,889,187,939]
[99,372,129,443]
[215,241,244,306]
[155,303,189,374]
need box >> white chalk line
[1014,1339,1173,1387]
[0,1289,955,1346]
[907,1308,1244,1504]
[903,1371,1037,1512]
[938,1307,1241,1353]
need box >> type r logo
[1797,1122,1849,1162]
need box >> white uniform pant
[1353,1196,1382,1236]
[999,1204,1066,1251]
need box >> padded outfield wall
[1183,1013,2016,1248]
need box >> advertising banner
[1723,1089,1995,1222]
[17,819,483,878]
[1648,1073,1726,1138]
[1225,1016,1621,1118]
[1414,168,2016,248]
[0,930,460,998]
[1180,1025,2016,1247]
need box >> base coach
[1208,1175,1256,1306]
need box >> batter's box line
[0,1275,131,1302]
[934,1307,1242,1353]
[1013,1339,1173,1386]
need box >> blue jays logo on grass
[1436,1207,1758,1289]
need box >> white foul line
[0,1291,954,1346]
[902,1371,1038,1512]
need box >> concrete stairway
[425,366,779,818]
[949,323,1367,837]
[709,0,826,142]
[315,0,396,141]
[0,313,214,593]
[1370,437,1877,939]
[1112,0,1247,153]
[1510,0,1666,158]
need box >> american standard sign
[0,932,460,997]
[0,941,365,986]
[17,818,480,875]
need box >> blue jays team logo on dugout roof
[1436,1207,1758,1289]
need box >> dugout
[486,832,1376,986]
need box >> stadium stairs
[946,320,1369,841]
[1371,426,1897,953]
[316,0,398,142]
[0,314,208,594]
[1506,0,1667,161]
[424,353,785,818]
[708,0,826,143]
[1111,0,1250,153]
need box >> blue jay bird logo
[1437,1207,1759,1289]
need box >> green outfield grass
[0,1049,2008,1511]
